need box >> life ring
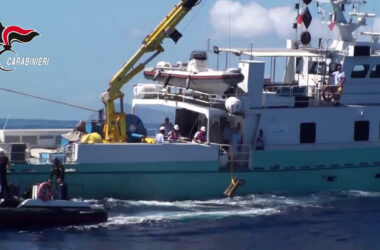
[322,86,335,102]
[37,182,52,201]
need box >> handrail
[134,84,226,108]
[218,143,251,170]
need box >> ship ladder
[224,149,245,198]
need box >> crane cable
[0,87,98,112]
[181,0,205,33]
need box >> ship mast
[329,0,375,48]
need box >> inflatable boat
[0,198,108,228]
[143,51,244,95]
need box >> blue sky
[1,0,379,120]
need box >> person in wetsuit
[0,149,10,199]
[48,157,65,191]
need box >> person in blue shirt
[232,123,243,152]
[160,117,174,137]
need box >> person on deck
[168,124,181,142]
[331,64,345,87]
[223,122,232,144]
[0,148,10,199]
[255,129,265,150]
[160,117,174,137]
[48,157,65,192]
[232,123,243,153]
[193,126,207,143]
[155,126,165,144]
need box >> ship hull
[8,146,380,200]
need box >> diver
[0,148,10,199]
[48,157,65,196]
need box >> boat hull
[0,207,107,228]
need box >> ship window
[55,135,61,146]
[4,136,20,143]
[370,65,380,78]
[296,57,303,74]
[21,136,37,145]
[354,121,369,141]
[39,135,54,140]
[308,61,327,75]
[351,64,369,78]
[328,63,338,74]
[300,122,316,143]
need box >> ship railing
[217,144,251,171]
[61,144,76,163]
[133,84,226,108]
[267,83,343,107]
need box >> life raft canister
[37,182,53,201]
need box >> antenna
[3,114,10,130]
[249,42,253,60]
[227,2,231,70]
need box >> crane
[101,0,200,142]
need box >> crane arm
[103,0,199,142]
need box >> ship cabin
[130,38,380,170]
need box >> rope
[0,87,98,112]
[229,148,234,178]
[181,0,205,33]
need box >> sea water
[1,191,380,250]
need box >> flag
[302,7,312,29]
[0,23,39,48]
[329,20,335,30]
[297,14,303,24]
[329,14,335,31]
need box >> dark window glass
[22,136,37,145]
[308,61,327,75]
[296,57,303,74]
[329,63,338,74]
[370,65,380,78]
[351,64,369,78]
[300,123,316,143]
[39,135,54,139]
[354,121,369,141]
[4,136,20,143]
